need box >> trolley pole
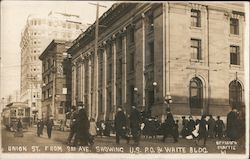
[89,2,106,120]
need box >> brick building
[68,3,245,121]
[39,40,72,121]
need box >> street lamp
[165,94,172,111]
[153,82,157,87]
[134,87,138,92]
[148,82,158,116]
[133,87,138,108]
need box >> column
[81,59,85,103]
[71,64,76,106]
[135,15,146,110]
[112,36,117,119]
[102,45,107,120]
[122,30,127,108]
[88,57,92,118]
[94,53,99,120]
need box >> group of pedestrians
[29,103,244,147]
[67,105,94,146]
[36,116,54,139]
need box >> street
[1,125,245,154]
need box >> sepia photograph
[0,1,249,159]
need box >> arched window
[189,77,203,109]
[229,80,242,109]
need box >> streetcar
[2,102,32,131]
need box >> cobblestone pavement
[1,125,245,154]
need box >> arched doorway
[229,80,242,110]
[189,77,203,115]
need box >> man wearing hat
[162,108,178,143]
[226,107,239,140]
[195,114,208,146]
[75,103,90,146]
[114,107,129,144]
[67,106,78,145]
[129,106,141,145]
[46,115,54,139]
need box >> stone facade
[68,3,245,122]
[39,40,72,121]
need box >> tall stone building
[39,40,72,121]
[20,11,86,120]
[68,3,245,121]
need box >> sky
[0,1,115,101]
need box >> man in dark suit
[129,106,141,145]
[46,116,54,139]
[196,115,208,146]
[67,106,78,145]
[114,107,129,144]
[226,108,239,140]
[75,105,90,146]
[162,108,178,143]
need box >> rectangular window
[99,67,103,86]
[149,42,154,63]
[129,28,135,43]
[130,85,135,106]
[118,58,122,77]
[108,63,112,83]
[130,52,135,71]
[18,109,24,116]
[191,9,201,27]
[191,39,202,60]
[118,87,122,106]
[148,13,154,31]
[108,43,112,57]
[230,45,240,65]
[42,91,45,100]
[117,36,123,51]
[230,18,239,35]
[107,90,112,113]
[99,93,103,113]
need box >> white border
[1,1,249,159]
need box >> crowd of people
[62,103,245,147]
[13,103,245,147]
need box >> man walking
[195,115,208,146]
[67,106,78,145]
[114,107,129,144]
[226,107,239,140]
[215,116,225,139]
[130,106,141,146]
[207,115,216,138]
[75,105,90,146]
[162,108,178,143]
[46,116,54,139]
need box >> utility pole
[89,2,106,119]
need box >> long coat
[207,117,216,135]
[163,112,175,134]
[76,109,90,139]
[198,118,208,138]
[114,111,127,135]
[130,109,141,130]
[226,111,239,140]
[46,119,54,129]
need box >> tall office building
[20,11,86,120]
